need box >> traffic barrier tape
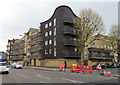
[70,65,93,73]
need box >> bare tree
[74,8,104,65]
[108,25,120,62]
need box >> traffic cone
[103,70,106,76]
[107,70,111,76]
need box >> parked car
[92,63,107,70]
[0,59,9,74]
[11,62,23,69]
[107,62,120,68]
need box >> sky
[0,0,118,52]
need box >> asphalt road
[1,67,119,84]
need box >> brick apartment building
[40,5,80,60]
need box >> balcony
[64,50,80,59]
[89,54,114,59]
[12,51,25,55]
[11,56,24,61]
[64,27,80,37]
[64,38,78,47]
[28,46,42,53]
[63,17,74,26]
[29,32,41,39]
[28,54,42,59]
[28,37,42,45]
[12,52,20,55]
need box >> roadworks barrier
[70,65,93,74]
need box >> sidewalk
[24,66,70,71]
[24,66,119,78]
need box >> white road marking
[45,71,50,72]
[61,78,85,83]
[39,81,47,83]
[36,75,51,80]
[110,77,118,79]
[16,74,32,79]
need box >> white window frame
[45,24,48,28]
[54,18,56,26]
[54,48,56,56]
[45,50,48,54]
[49,31,52,35]
[49,40,52,44]
[45,32,48,37]
[54,27,56,36]
[45,41,48,45]
[49,49,52,54]
[54,38,56,46]
[49,22,52,27]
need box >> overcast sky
[0,0,118,52]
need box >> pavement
[24,66,120,78]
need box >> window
[49,22,52,27]
[111,46,113,50]
[101,44,103,48]
[54,28,56,36]
[45,32,48,37]
[45,41,48,45]
[74,48,77,51]
[45,24,48,28]
[49,31,52,35]
[49,49,52,54]
[54,18,56,26]
[84,51,88,57]
[91,42,95,47]
[45,50,48,54]
[104,45,106,48]
[49,40,52,44]
[54,38,56,46]
[54,48,56,56]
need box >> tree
[74,8,104,65]
[108,25,120,62]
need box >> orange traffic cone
[103,70,106,76]
[107,70,111,76]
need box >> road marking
[16,74,32,79]
[61,78,85,83]
[110,77,118,79]
[36,75,51,80]
[45,71,50,72]
[39,81,47,83]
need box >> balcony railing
[64,39,78,47]
[64,50,80,58]
[28,37,42,45]
[11,51,25,55]
[29,32,41,39]
[89,54,114,59]
[63,17,74,26]
[11,56,24,61]
[28,54,42,59]
[64,27,80,36]
[28,46,42,53]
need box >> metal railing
[28,46,42,53]
[64,50,80,58]
[64,27,80,36]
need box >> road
[1,67,119,84]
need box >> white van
[0,59,9,74]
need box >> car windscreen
[0,63,6,66]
